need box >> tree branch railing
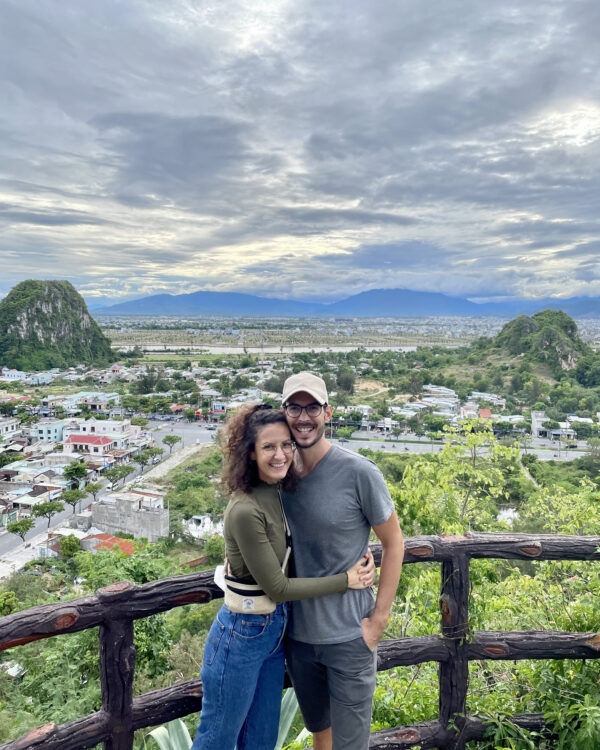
[0,533,598,750]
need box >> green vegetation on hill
[495,309,588,371]
[0,280,113,370]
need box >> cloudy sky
[1,0,599,305]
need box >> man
[281,371,404,750]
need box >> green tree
[63,460,87,486]
[393,422,516,534]
[130,416,149,428]
[162,434,182,454]
[147,446,164,463]
[85,481,103,502]
[59,535,81,558]
[0,590,18,616]
[134,451,153,472]
[337,368,356,393]
[32,500,65,530]
[60,489,87,514]
[6,517,35,542]
[104,465,134,490]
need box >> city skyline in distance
[1,1,599,305]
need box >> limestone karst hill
[0,280,113,370]
[492,309,589,371]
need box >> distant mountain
[324,289,482,316]
[93,287,600,318]
[95,291,322,316]
[0,280,113,370]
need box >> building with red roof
[81,533,136,555]
[64,434,115,455]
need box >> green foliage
[60,489,87,514]
[0,569,51,609]
[163,434,182,453]
[6,518,35,542]
[203,534,225,564]
[0,280,113,370]
[32,500,65,528]
[163,449,225,519]
[140,689,301,750]
[59,534,81,558]
[104,464,135,489]
[63,460,88,483]
[144,718,192,750]
[85,481,103,500]
[135,450,154,469]
[0,590,18,616]
[135,367,170,395]
[389,422,525,535]
[495,310,587,373]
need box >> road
[0,421,216,575]
[333,435,587,461]
[149,419,217,451]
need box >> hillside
[494,309,589,371]
[0,280,113,370]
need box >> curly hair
[218,403,298,494]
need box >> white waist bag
[214,489,291,614]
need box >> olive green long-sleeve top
[224,481,348,603]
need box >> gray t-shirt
[282,444,394,644]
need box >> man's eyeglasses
[283,403,326,418]
[258,441,296,455]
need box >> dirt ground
[356,379,385,392]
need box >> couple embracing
[191,372,404,750]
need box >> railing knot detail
[406,542,434,557]
[483,643,508,656]
[585,634,600,651]
[518,542,542,557]
[55,612,78,630]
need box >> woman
[191,404,374,750]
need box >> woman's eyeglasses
[258,441,296,455]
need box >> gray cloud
[1,0,600,303]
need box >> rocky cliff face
[0,280,113,370]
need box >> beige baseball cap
[282,372,328,405]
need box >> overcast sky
[1,0,599,305]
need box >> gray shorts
[285,636,377,750]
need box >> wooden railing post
[98,582,137,750]
[438,552,470,750]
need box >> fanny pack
[215,488,292,614]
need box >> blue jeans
[191,602,288,750]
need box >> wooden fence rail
[0,532,599,750]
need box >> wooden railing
[0,532,599,750]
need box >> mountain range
[91,288,600,318]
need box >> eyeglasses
[257,441,296,455]
[283,403,326,418]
